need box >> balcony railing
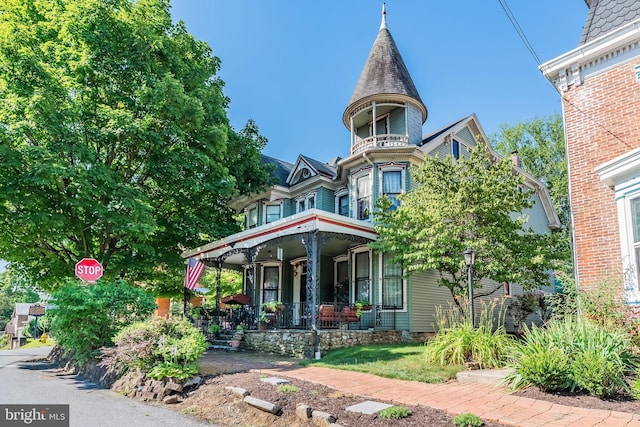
[351,134,409,155]
[195,302,399,333]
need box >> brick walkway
[251,364,640,427]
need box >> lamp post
[463,247,476,328]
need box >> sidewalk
[248,364,640,427]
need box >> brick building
[541,0,640,300]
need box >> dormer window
[296,192,317,213]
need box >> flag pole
[183,286,189,318]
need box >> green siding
[430,143,450,159]
[316,186,335,213]
[282,199,296,217]
[523,191,552,234]
[389,107,405,135]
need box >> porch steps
[208,331,241,351]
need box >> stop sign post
[75,258,103,283]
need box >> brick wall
[564,61,640,288]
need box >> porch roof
[182,209,377,266]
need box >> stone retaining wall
[243,329,432,359]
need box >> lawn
[0,338,57,350]
[300,343,463,383]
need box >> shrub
[379,406,411,419]
[22,314,51,339]
[507,319,636,397]
[277,384,299,393]
[101,316,207,380]
[425,298,513,369]
[50,279,156,362]
[453,412,484,427]
[0,334,9,349]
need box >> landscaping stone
[260,376,289,385]
[243,396,281,415]
[311,409,336,425]
[345,400,392,415]
[225,386,250,396]
[162,395,179,404]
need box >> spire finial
[380,3,387,30]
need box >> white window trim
[377,163,406,196]
[352,169,372,220]
[596,148,640,304]
[351,245,372,304]
[263,201,283,224]
[260,262,282,306]
[377,253,407,312]
[245,203,259,229]
[295,191,317,213]
[335,189,349,216]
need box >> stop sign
[75,258,103,283]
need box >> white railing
[351,134,409,155]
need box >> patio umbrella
[220,293,250,306]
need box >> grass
[300,343,463,383]
[19,338,57,349]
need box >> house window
[354,251,370,303]
[337,193,349,216]
[382,254,403,309]
[382,170,402,210]
[503,282,511,297]
[262,266,279,304]
[357,175,371,219]
[265,204,281,224]
[370,114,389,136]
[631,198,640,279]
[247,206,258,229]
[452,140,460,159]
[296,193,317,213]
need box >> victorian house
[183,6,560,335]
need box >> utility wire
[497,0,632,149]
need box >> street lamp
[463,247,476,328]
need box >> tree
[370,141,557,301]
[490,114,571,274]
[0,0,273,292]
[0,271,40,331]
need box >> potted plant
[355,299,372,318]
[261,300,283,313]
[235,324,245,335]
[208,323,220,337]
[258,311,270,330]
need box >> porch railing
[196,302,399,332]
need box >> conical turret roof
[344,4,427,125]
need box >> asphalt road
[0,346,212,427]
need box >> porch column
[214,259,222,312]
[302,231,328,330]
[245,248,258,307]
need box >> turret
[343,4,427,156]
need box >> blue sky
[170,1,587,164]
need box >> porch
[193,302,401,335]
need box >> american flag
[183,257,206,290]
